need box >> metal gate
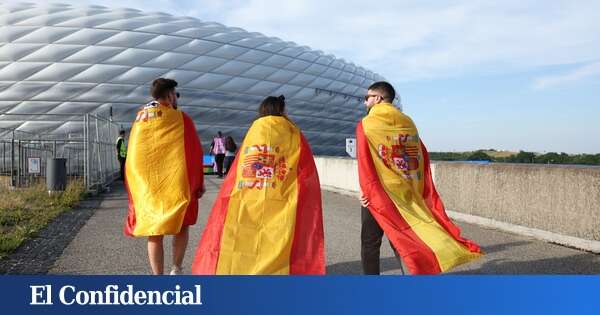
[0,113,121,193]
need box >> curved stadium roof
[0,2,392,155]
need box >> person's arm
[116,139,122,152]
[359,189,370,207]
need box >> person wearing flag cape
[124,78,205,275]
[357,81,482,275]
[192,95,325,275]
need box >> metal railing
[0,113,120,193]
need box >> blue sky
[30,0,600,153]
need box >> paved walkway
[50,177,600,275]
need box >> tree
[536,152,560,164]
[513,151,536,163]
[467,150,492,161]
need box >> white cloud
[18,0,600,84]
[533,62,600,89]
[216,0,600,83]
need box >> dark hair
[119,130,125,136]
[225,136,237,152]
[258,95,286,118]
[368,81,395,102]
[151,78,178,100]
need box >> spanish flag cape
[124,101,204,237]
[357,103,482,274]
[192,115,325,275]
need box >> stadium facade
[0,2,395,155]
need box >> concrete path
[50,177,600,275]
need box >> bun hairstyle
[258,95,286,118]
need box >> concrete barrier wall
[433,162,600,242]
[314,157,360,195]
[314,156,600,246]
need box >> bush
[467,151,493,161]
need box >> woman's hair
[225,136,237,152]
[257,95,286,118]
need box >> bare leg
[172,226,189,271]
[148,235,164,275]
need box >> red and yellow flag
[124,102,204,237]
[357,103,482,274]
[192,115,325,275]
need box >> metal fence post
[11,131,15,187]
[87,114,92,192]
[2,141,5,174]
[94,116,104,187]
[83,114,89,191]
[16,139,21,187]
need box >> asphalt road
[50,177,600,275]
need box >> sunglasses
[364,94,381,101]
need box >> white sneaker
[169,266,183,275]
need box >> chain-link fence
[0,113,120,193]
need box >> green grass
[0,180,86,259]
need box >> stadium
[0,2,395,156]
